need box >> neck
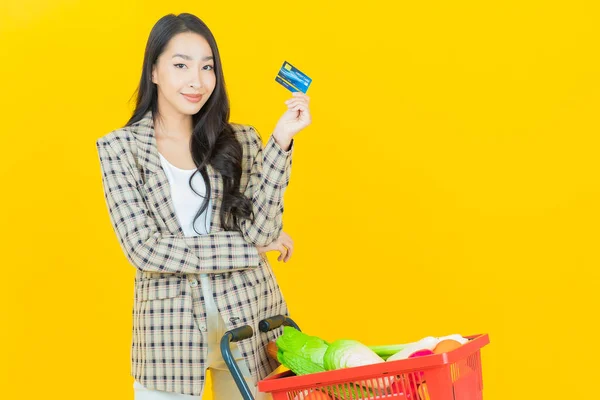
[154,97,194,140]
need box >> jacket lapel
[131,110,222,236]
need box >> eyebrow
[172,53,214,61]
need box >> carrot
[266,340,278,361]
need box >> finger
[292,91,308,100]
[287,103,308,113]
[280,236,293,261]
[285,98,307,107]
[287,94,308,101]
[283,242,293,262]
[278,248,288,262]
[287,96,308,103]
[290,104,308,114]
[277,244,288,262]
[295,92,309,101]
[280,243,291,262]
[293,93,309,103]
[289,103,307,111]
[286,94,308,103]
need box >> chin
[176,104,203,116]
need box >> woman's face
[152,32,216,116]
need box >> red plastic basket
[258,333,490,400]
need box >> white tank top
[157,152,213,236]
[135,154,231,392]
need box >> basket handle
[220,326,255,400]
[258,315,301,333]
[219,316,301,400]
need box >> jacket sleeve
[237,126,294,247]
[96,137,261,274]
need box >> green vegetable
[323,339,385,370]
[368,343,410,360]
[275,326,414,367]
[275,328,396,399]
[277,349,326,376]
[275,326,329,375]
[323,340,400,393]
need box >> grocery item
[386,337,438,362]
[276,326,329,375]
[433,339,462,354]
[267,340,278,360]
[323,339,385,370]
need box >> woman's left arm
[237,127,293,247]
[238,92,310,246]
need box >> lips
[182,93,203,103]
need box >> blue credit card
[275,61,312,93]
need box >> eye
[174,63,187,69]
[203,65,214,71]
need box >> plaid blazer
[95,109,293,396]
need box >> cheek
[170,75,187,93]
[159,70,184,93]
[207,73,217,93]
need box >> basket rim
[258,333,490,393]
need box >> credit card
[275,61,312,93]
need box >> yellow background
[1,1,598,399]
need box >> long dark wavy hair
[125,13,254,235]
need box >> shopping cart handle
[258,315,301,333]
[227,325,254,342]
[220,326,255,400]
[220,317,302,400]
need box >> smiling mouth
[182,93,203,102]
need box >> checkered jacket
[95,109,293,396]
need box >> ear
[151,64,157,84]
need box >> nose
[189,72,204,90]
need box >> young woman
[96,13,310,399]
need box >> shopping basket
[221,315,490,400]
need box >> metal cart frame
[220,314,300,400]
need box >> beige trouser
[133,274,270,400]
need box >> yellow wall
[1,1,598,399]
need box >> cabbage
[275,326,329,375]
[276,328,389,397]
[323,339,385,370]
[324,340,391,391]
[277,348,326,376]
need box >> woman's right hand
[256,231,294,263]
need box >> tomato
[303,391,334,400]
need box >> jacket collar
[129,109,220,235]
[130,109,163,176]
[131,109,217,195]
